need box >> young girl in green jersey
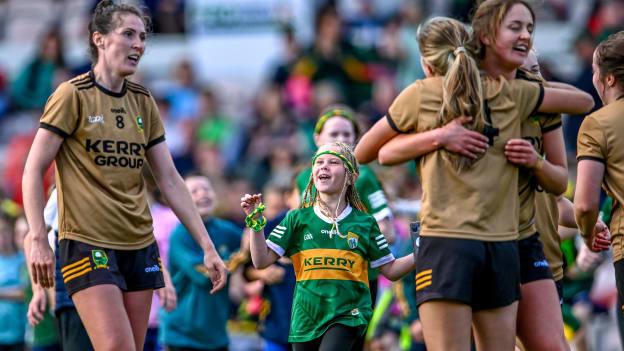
[295,105,395,310]
[242,142,415,351]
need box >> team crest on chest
[347,232,359,249]
[135,115,144,132]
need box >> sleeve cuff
[372,207,393,221]
[40,122,70,138]
[530,84,545,116]
[577,156,605,163]
[385,114,407,134]
[146,135,166,149]
[266,240,285,257]
[371,253,395,268]
[541,122,562,134]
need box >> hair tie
[454,46,466,56]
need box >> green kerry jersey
[266,205,395,342]
[295,165,392,221]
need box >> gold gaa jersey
[516,70,562,239]
[517,113,562,239]
[388,76,543,241]
[266,205,394,342]
[577,98,624,262]
[534,191,564,281]
[40,72,165,249]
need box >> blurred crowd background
[0,0,623,350]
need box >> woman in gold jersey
[22,1,227,350]
[471,2,570,350]
[355,15,594,351]
[575,31,624,346]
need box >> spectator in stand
[166,60,202,173]
[145,184,179,351]
[0,212,27,351]
[10,27,68,111]
[563,32,602,156]
[243,85,302,189]
[162,173,242,351]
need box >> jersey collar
[314,204,353,224]
[90,71,128,98]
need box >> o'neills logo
[85,138,145,169]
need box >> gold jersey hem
[59,232,156,250]
[552,268,564,282]
[420,229,519,242]
[518,223,537,240]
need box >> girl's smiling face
[313,146,349,195]
[485,3,534,70]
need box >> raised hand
[241,193,263,217]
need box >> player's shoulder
[589,100,623,126]
[49,73,92,97]
[67,72,94,91]
[126,80,152,98]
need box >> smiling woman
[22,1,228,350]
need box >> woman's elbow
[377,149,396,166]
[547,181,567,197]
[354,145,375,164]
[582,94,595,112]
[574,201,597,218]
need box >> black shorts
[518,233,553,284]
[415,236,521,311]
[292,324,365,351]
[59,239,164,296]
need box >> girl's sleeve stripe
[266,240,285,257]
[371,253,395,268]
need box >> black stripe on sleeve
[529,84,545,116]
[146,135,166,150]
[577,156,605,164]
[385,113,407,134]
[128,87,151,97]
[127,81,149,93]
[541,122,562,134]
[40,122,69,138]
